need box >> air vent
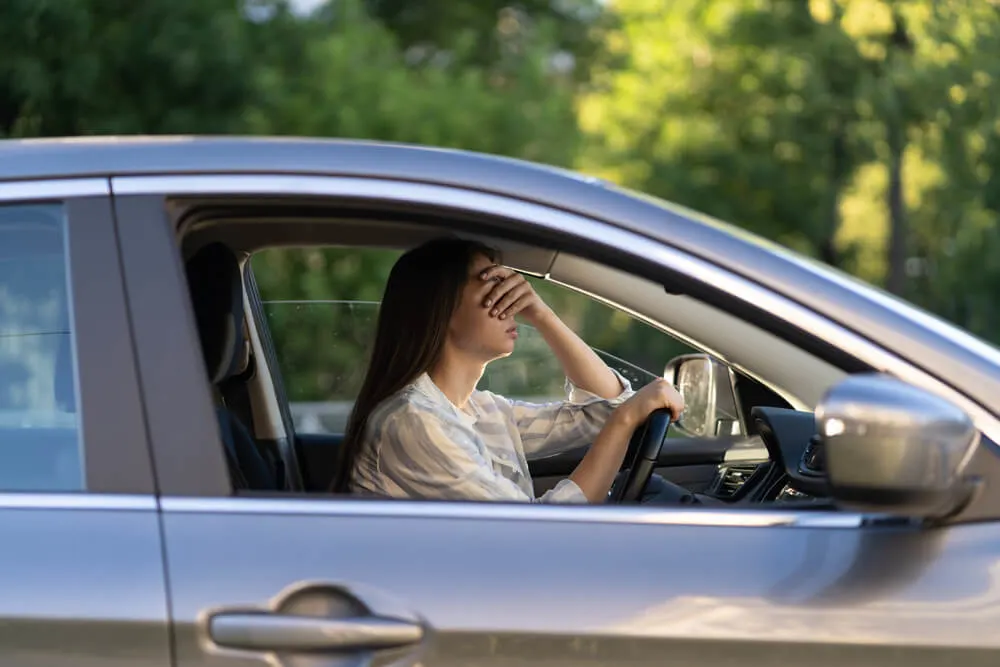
[715,463,761,497]
[800,436,825,475]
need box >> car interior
[175,201,856,508]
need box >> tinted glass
[0,204,83,491]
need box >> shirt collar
[412,373,478,426]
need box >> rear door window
[0,204,83,491]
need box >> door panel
[162,500,1000,667]
[0,502,170,667]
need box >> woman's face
[446,253,519,362]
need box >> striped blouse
[350,371,634,503]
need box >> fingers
[492,281,533,319]
[479,265,507,283]
[655,379,685,421]
[502,295,533,320]
[481,270,524,311]
[639,378,685,421]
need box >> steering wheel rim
[608,408,672,503]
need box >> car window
[0,204,83,491]
[253,246,702,436]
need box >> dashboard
[708,406,831,504]
[752,406,829,493]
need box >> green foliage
[0,0,255,136]
[580,0,877,263]
[244,0,581,164]
[252,247,400,402]
[358,0,614,83]
[582,0,1000,344]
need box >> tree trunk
[884,10,913,296]
[885,127,908,295]
[820,126,848,267]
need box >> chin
[486,342,515,361]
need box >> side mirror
[664,354,742,437]
[817,374,980,519]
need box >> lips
[506,325,518,336]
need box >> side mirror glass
[664,354,742,437]
[817,374,979,519]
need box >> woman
[333,236,687,504]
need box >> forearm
[568,410,635,502]
[531,307,622,399]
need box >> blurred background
[4,0,999,426]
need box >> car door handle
[208,612,423,653]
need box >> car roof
[4,135,1000,415]
[0,135,603,191]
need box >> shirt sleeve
[376,408,588,504]
[494,370,635,459]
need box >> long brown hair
[331,236,501,492]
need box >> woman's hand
[479,265,553,327]
[615,378,685,428]
[570,377,685,502]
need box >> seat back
[185,243,281,491]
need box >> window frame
[0,180,155,495]
[112,172,1000,527]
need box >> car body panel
[161,497,1000,667]
[0,498,170,667]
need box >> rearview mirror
[817,374,979,519]
[664,354,742,437]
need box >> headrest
[185,243,246,385]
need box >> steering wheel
[608,408,673,503]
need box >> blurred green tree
[578,0,877,267]
[358,0,616,87]
[0,0,255,136]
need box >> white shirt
[351,371,634,503]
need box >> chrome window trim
[160,496,864,528]
[0,178,110,200]
[0,493,156,511]
[112,173,1000,447]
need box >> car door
[113,176,1000,667]
[0,180,169,667]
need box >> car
[1,135,999,667]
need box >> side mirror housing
[817,374,979,519]
[664,354,742,437]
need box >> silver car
[1,136,998,667]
